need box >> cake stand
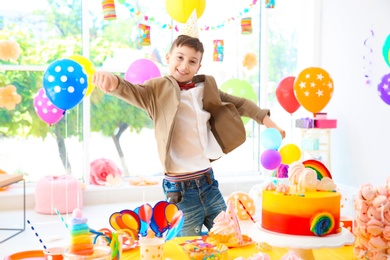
[249,222,355,260]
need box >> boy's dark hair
[170,35,204,59]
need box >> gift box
[301,138,319,150]
[314,112,327,119]
[35,175,83,214]
[314,119,337,129]
[295,118,314,128]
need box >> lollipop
[310,211,335,236]
[69,208,94,255]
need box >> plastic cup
[139,237,164,260]
[62,245,111,260]
[44,247,65,260]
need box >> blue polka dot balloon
[43,58,88,110]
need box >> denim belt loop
[205,173,212,184]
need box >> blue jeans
[162,169,227,237]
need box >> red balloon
[276,76,300,114]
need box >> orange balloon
[294,67,334,115]
[165,203,179,223]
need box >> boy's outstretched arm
[262,115,286,139]
[92,71,119,93]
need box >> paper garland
[118,0,258,33]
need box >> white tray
[250,222,355,249]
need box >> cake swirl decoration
[276,183,290,194]
[264,182,276,191]
[297,168,318,192]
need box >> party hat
[227,200,243,243]
[181,9,199,38]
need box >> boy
[93,35,285,236]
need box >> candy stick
[27,219,48,252]
[237,199,256,223]
[54,206,69,229]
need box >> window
[0,0,315,183]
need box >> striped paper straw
[27,219,48,251]
[237,199,256,223]
[54,206,69,229]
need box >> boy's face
[166,45,202,83]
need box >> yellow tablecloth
[122,237,355,259]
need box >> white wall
[320,0,390,187]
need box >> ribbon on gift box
[303,117,314,128]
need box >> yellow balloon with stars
[165,0,206,23]
[293,67,334,115]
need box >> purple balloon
[260,149,282,170]
[378,73,390,105]
[125,59,161,84]
[34,88,65,126]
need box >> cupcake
[208,211,237,243]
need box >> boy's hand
[92,71,119,93]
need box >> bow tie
[177,81,196,91]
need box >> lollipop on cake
[68,208,94,255]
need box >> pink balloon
[125,59,161,84]
[34,88,65,126]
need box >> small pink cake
[35,175,83,214]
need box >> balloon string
[363,28,374,86]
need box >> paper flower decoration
[242,53,257,70]
[0,40,21,61]
[90,158,122,186]
[0,85,22,110]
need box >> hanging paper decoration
[0,40,21,61]
[213,40,224,62]
[139,24,151,46]
[265,0,275,8]
[102,0,117,20]
[363,29,374,86]
[0,84,21,110]
[241,17,252,35]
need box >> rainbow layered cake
[261,160,341,236]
